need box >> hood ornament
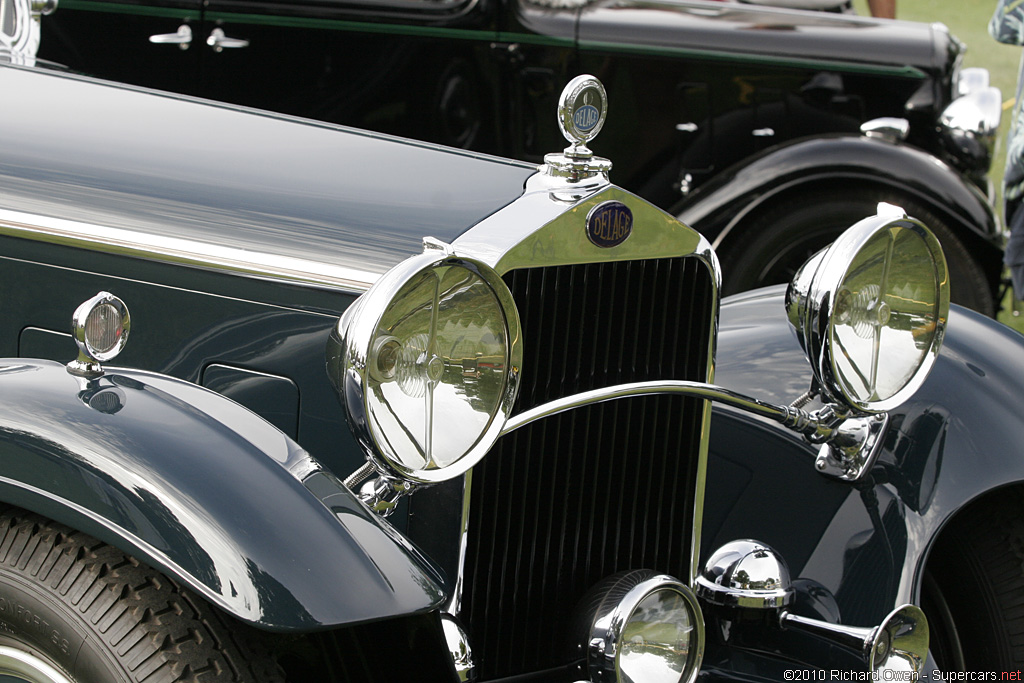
[544,75,613,183]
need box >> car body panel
[0,65,535,284]
[0,49,1018,678]
[0,359,446,630]
[37,0,965,201]
[36,0,1004,314]
[577,0,943,71]
[707,288,1024,656]
[40,0,203,94]
[676,135,1003,293]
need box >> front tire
[0,508,284,683]
[925,495,1024,668]
[718,189,996,316]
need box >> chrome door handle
[149,24,192,50]
[207,28,249,52]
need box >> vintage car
[35,0,1005,314]
[2,3,1024,681]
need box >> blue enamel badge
[586,201,633,248]
[573,104,601,133]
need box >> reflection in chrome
[441,614,476,682]
[696,540,793,610]
[579,571,704,683]
[939,81,1001,173]
[0,0,53,63]
[67,291,131,378]
[328,251,523,485]
[860,116,909,143]
[787,206,949,414]
[860,117,909,143]
[955,66,990,98]
[544,75,613,183]
[0,645,75,683]
[149,24,193,49]
[699,541,929,676]
[781,605,929,674]
[206,27,249,52]
[501,379,886,481]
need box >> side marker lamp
[67,291,130,378]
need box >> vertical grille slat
[463,255,714,679]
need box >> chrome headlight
[327,251,522,483]
[786,205,949,414]
[575,571,704,683]
[939,67,1001,174]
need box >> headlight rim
[333,250,522,485]
[585,571,705,683]
[787,208,949,414]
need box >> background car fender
[675,135,1003,283]
[0,359,446,631]
[706,289,1024,639]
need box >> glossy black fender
[677,135,1002,283]
[0,359,446,631]
[703,287,1024,669]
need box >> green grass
[855,0,1024,329]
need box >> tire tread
[931,494,1024,666]
[0,507,284,682]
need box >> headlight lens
[329,252,522,483]
[786,205,949,413]
[830,226,940,408]
[619,589,697,683]
[576,571,704,683]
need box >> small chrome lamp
[67,291,131,378]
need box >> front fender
[677,134,1000,256]
[707,287,1024,630]
[0,359,445,631]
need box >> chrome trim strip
[444,471,472,616]
[0,208,379,293]
[500,380,798,437]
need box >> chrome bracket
[812,413,889,482]
[344,462,416,517]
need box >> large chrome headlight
[327,250,522,483]
[786,205,949,414]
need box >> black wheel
[718,189,996,316]
[0,508,284,683]
[924,495,1024,668]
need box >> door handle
[207,28,249,52]
[149,24,192,50]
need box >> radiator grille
[462,256,715,679]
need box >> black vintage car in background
[4,1,1024,680]
[37,0,1004,314]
